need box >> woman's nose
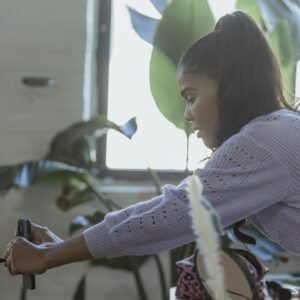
[184,106,192,122]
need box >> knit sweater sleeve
[83,135,289,259]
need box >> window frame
[96,0,192,182]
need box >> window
[105,0,235,173]
[104,0,299,175]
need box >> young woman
[4,11,300,276]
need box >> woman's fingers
[4,237,47,275]
[30,222,62,244]
[4,239,19,275]
[5,255,13,275]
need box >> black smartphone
[17,218,36,290]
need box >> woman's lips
[197,130,203,138]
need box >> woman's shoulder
[215,108,300,163]
[210,109,299,161]
[241,108,300,132]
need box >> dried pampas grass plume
[186,175,229,300]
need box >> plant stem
[185,135,189,177]
[170,250,179,286]
[129,258,149,300]
[147,167,162,195]
[153,255,168,300]
[20,287,27,300]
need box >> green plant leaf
[150,0,214,135]
[268,20,295,98]
[236,1,297,97]
[236,0,266,29]
[150,0,167,15]
[90,255,149,271]
[72,275,85,300]
[150,47,189,132]
[259,0,300,60]
[69,211,106,235]
[0,160,89,193]
[46,116,137,164]
[153,0,215,64]
[127,7,160,44]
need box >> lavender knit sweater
[83,109,300,258]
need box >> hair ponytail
[179,11,294,147]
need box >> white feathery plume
[186,175,229,300]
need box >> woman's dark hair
[179,11,296,147]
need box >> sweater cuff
[83,222,124,259]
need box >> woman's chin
[202,138,216,150]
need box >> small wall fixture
[22,77,55,87]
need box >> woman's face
[178,71,219,149]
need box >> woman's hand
[4,237,50,275]
[3,222,64,275]
[4,232,94,275]
[15,222,63,244]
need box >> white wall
[0,0,86,165]
[0,3,169,299]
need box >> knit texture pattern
[83,109,300,258]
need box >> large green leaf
[150,47,188,133]
[150,0,166,15]
[236,0,298,97]
[46,116,137,166]
[236,0,266,29]
[150,0,214,135]
[258,0,300,60]
[0,160,90,193]
[153,0,215,64]
[268,20,295,99]
[127,7,159,44]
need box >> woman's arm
[45,233,94,269]
[4,233,94,275]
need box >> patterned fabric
[175,254,211,300]
[175,249,269,300]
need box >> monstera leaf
[150,0,215,135]
[46,116,137,168]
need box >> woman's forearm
[45,233,94,269]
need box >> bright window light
[106,0,235,171]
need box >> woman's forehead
[178,72,211,87]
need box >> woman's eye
[187,97,196,104]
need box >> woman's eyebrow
[180,87,197,97]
